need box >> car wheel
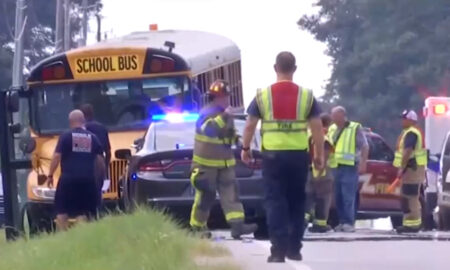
[438,206,450,231]
[253,218,268,240]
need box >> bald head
[274,51,297,76]
[69,110,86,129]
[331,106,347,127]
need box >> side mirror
[6,91,19,113]
[9,123,22,134]
[115,149,131,160]
[19,137,36,154]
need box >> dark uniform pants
[189,164,244,228]
[305,172,333,227]
[262,150,309,257]
[401,165,425,228]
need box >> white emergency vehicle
[423,97,450,230]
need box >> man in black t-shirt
[47,110,105,230]
[80,104,111,207]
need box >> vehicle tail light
[433,104,448,115]
[139,161,164,172]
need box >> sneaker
[396,226,420,234]
[334,224,344,232]
[267,255,285,263]
[341,224,355,233]
[309,224,333,233]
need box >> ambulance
[423,97,450,230]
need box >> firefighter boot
[308,224,333,233]
[230,221,258,239]
[396,226,420,234]
[190,226,212,239]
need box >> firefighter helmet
[208,80,231,98]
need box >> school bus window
[29,76,191,134]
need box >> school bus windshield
[30,76,194,134]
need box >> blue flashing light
[131,173,137,181]
[152,112,199,123]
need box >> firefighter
[394,110,427,233]
[189,79,258,239]
[305,113,337,233]
[329,106,369,232]
[241,52,324,263]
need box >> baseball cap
[401,110,418,121]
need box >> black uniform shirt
[55,127,103,181]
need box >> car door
[359,134,399,211]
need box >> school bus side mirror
[115,149,132,160]
[6,90,19,113]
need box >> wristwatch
[242,146,250,152]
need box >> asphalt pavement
[213,226,450,270]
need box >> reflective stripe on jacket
[193,105,236,168]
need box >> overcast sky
[87,0,331,106]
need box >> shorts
[54,177,98,218]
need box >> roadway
[211,220,450,270]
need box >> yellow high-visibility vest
[256,85,313,151]
[393,126,427,168]
[328,122,361,166]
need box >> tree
[299,0,450,144]
[0,0,102,90]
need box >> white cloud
[89,0,331,106]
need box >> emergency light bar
[433,104,448,115]
[152,113,199,123]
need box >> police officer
[305,113,336,233]
[241,52,324,263]
[329,106,369,232]
[80,104,111,209]
[394,110,427,233]
[47,110,106,230]
[189,80,258,239]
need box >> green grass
[0,209,237,270]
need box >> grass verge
[0,209,239,270]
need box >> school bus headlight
[32,186,56,199]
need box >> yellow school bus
[22,30,244,233]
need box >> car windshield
[145,119,252,152]
[30,76,194,134]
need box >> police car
[115,113,265,230]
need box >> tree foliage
[299,0,450,144]
[0,0,102,90]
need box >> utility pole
[63,0,70,51]
[55,0,64,53]
[4,0,27,241]
[81,0,88,46]
[12,0,26,88]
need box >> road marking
[255,240,313,270]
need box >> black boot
[396,226,420,234]
[286,252,303,261]
[308,224,332,233]
[230,221,258,239]
[267,255,285,263]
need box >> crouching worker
[47,110,106,231]
[305,113,336,233]
[189,80,258,239]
